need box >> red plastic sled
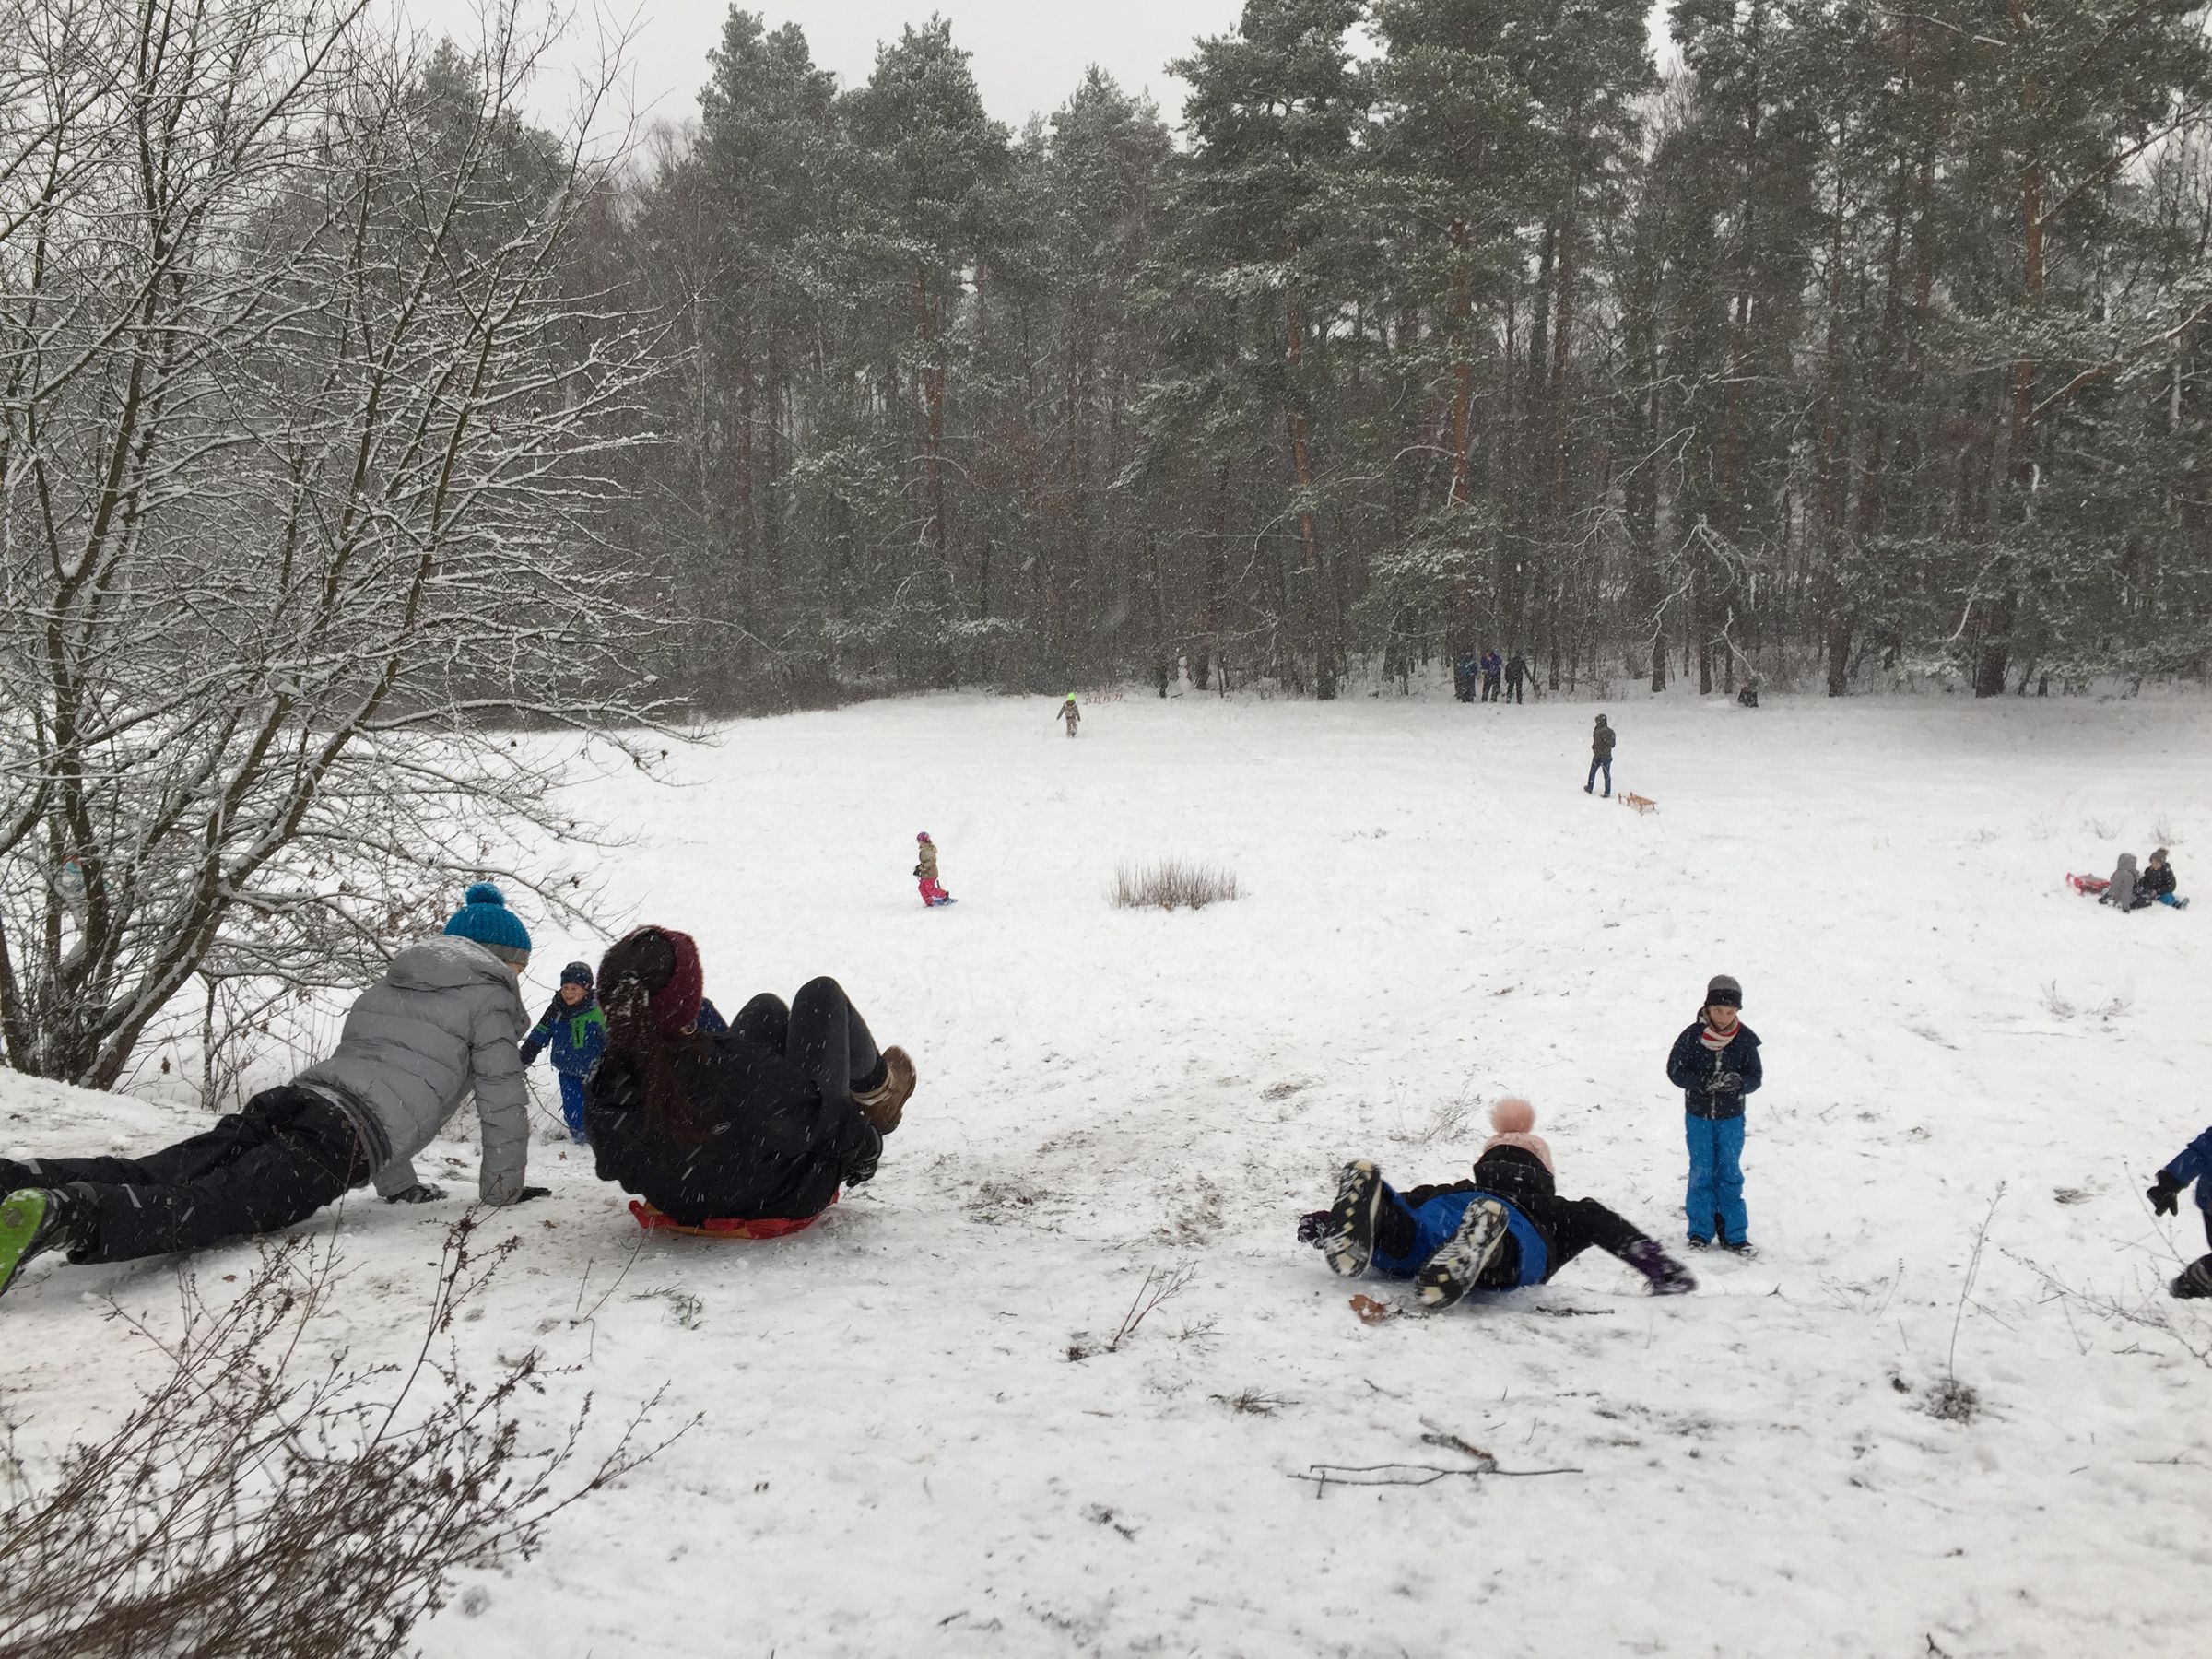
[627,1194,837,1240]
[2066,873,2110,895]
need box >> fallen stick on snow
[1292,1461,1582,1496]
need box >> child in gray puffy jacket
[0,885,547,1300]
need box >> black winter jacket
[1593,721,1616,759]
[1667,1019,1763,1119]
[2141,861,2178,902]
[585,1030,880,1224]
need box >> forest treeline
[582,0,2212,703]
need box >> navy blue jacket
[2162,1125,2212,1213]
[1667,1019,1763,1121]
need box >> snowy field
[6,688,2212,1658]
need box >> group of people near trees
[2,887,2206,1311]
[1453,650,1532,704]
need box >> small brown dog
[1619,791,1659,816]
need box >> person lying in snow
[583,927,914,1229]
[520,960,607,1144]
[0,884,548,1299]
[2148,1124,2212,1298]
[1303,1100,1696,1306]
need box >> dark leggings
[6,1088,369,1263]
[732,977,884,1108]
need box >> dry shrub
[1111,859,1241,912]
[0,1218,686,1659]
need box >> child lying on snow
[2147,1124,2212,1299]
[1303,1100,1696,1306]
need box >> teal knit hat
[442,882,531,966]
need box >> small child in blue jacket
[1666,973,1763,1253]
[520,961,608,1144]
[2148,1124,2212,1298]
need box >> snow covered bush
[1111,859,1241,912]
[0,1219,681,1659]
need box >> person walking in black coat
[1479,650,1503,701]
[1503,651,1530,704]
[1586,714,1616,796]
[584,926,916,1227]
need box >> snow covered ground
[6,688,2212,1658]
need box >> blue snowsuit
[1667,1018,1762,1245]
[521,993,607,1143]
[1369,1182,1550,1286]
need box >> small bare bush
[1111,860,1241,912]
[0,1218,685,1659]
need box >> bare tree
[0,0,673,1087]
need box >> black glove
[1296,1209,1332,1248]
[383,1182,446,1204]
[518,1039,545,1065]
[508,1185,552,1205]
[2149,1174,2182,1218]
[1711,1071,1744,1095]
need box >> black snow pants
[732,977,886,1118]
[9,1087,371,1263]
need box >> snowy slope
[6,690,2211,1658]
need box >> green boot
[0,1189,72,1298]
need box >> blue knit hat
[442,882,532,966]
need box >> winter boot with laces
[1323,1161,1385,1278]
[2171,1256,2212,1300]
[0,1187,87,1299]
[852,1046,916,1135]
[1414,1198,1512,1309]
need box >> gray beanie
[1706,974,1743,1009]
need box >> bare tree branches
[0,0,678,1087]
[0,1219,690,1658]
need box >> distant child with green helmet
[1061,694,1081,737]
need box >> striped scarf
[1700,1018,1738,1053]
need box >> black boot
[1324,1161,1384,1278]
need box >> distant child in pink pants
[914,832,951,907]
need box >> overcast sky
[541,1,1677,135]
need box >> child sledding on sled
[585,927,915,1235]
[1304,1100,1696,1306]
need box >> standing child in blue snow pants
[2147,1123,2212,1298]
[521,960,607,1144]
[1307,1100,1695,1305]
[1666,973,1763,1254]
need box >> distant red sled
[627,1195,837,1240]
[2066,873,2110,895]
